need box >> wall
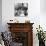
[2,0,46,46]
[0,0,2,32]
[40,0,46,31]
[40,0,46,13]
[2,0,40,30]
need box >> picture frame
[14,3,28,17]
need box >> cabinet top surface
[7,23,34,25]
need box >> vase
[39,40,45,46]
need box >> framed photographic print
[14,3,28,17]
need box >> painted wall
[0,0,2,32]
[2,0,46,46]
[2,0,40,31]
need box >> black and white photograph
[14,3,28,16]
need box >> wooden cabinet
[7,23,34,46]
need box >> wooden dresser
[7,23,34,46]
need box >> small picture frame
[14,3,28,17]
